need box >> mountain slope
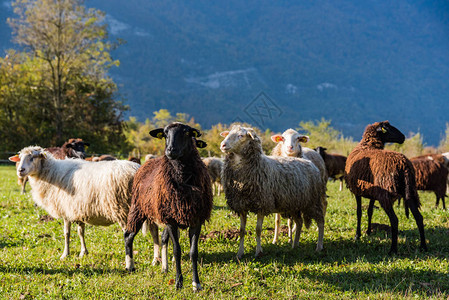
[1,0,449,144]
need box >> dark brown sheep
[92,155,116,161]
[345,121,427,254]
[315,146,347,191]
[411,154,448,209]
[128,157,141,164]
[124,123,212,291]
[45,138,89,159]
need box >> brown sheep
[124,123,213,291]
[345,121,427,254]
[45,138,90,159]
[411,154,448,209]
[315,147,347,191]
[92,155,116,161]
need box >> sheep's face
[375,121,405,144]
[220,125,258,154]
[315,147,327,160]
[9,147,47,178]
[66,138,89,159]
[150,123,206,160]
[271,129,309,157]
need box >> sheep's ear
[271,135,284,143]
[298,135,309,143]
[220,131,229,137]
[9,155,20,163]
[247,129,257,140]
[195,140,207,148]
[149,128,165,139]
[66,143,73,148]
[190,128,202,138]
[40,152,48,159]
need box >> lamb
[410,154,448,209]
[315,146,347,191]
[124,123,213,291]
[345,121,427,254]
[270,129,328,244]
[220,125,327,259]
[15,138,89,194]
[202,157,224,196]
[9,146,140,259]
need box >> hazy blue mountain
[1,0,449,144]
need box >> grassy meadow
[0,164,448,299]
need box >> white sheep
[220,125,327,259]
[9,146,140,259]
[270,128,328,244]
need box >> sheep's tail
[404,165,420,219]
[141,220,149,236]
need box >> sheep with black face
[124,123,212,291]
[345,121,427,254]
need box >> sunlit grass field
[0,165,448,299]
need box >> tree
[3,0,127,152]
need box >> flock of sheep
[7,120,449,291]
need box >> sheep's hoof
[420,243,428,252]
[161,266,168,274]
[192,282,202,292]
[254,250,264,258]
[60,253,69,260]
[388,248,398,256]
[236,251,244,260]
[126,267,135,273]
[151,257,161,266]
[79,250,88,258]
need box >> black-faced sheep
[9,146,140,259]
[345,121,427,254]
[202,157,224,196]
[270,129,328,244]
[124,123,213,291]
[45,138,90,159]
[315,146,347,191]
[410,154,448,209]
[220,125,327,259]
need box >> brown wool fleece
[411,155,448,198]
[345,122,420,210]
[129,150,213,231]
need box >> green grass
[0,165,448,299]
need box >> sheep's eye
[29,157,34,162]
[238,134,244,139]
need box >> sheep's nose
[287,146,293,150]
[19,168,25,173]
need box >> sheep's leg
[366,199,375,235]
[339,179,343,191]
[316,217,325,252]
[355,195,362,240]
[435,194,440,209]
[407,198,428,251]
[255,214,264,257]
[382,204,398,254]
[443,196,446,210]
[124,205,146,272]
[60,219,71,260]
[189,224,202,291]
[77,222,88,257]
[291,214,303,248]
[272,213,281,244]
[148,222,161,266]
[167,224,183,290]
[237,213,247,259]
[161,227,169,273]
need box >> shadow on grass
[0,237,24,248]
[199,225,449,265]
[0,264,127,276]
